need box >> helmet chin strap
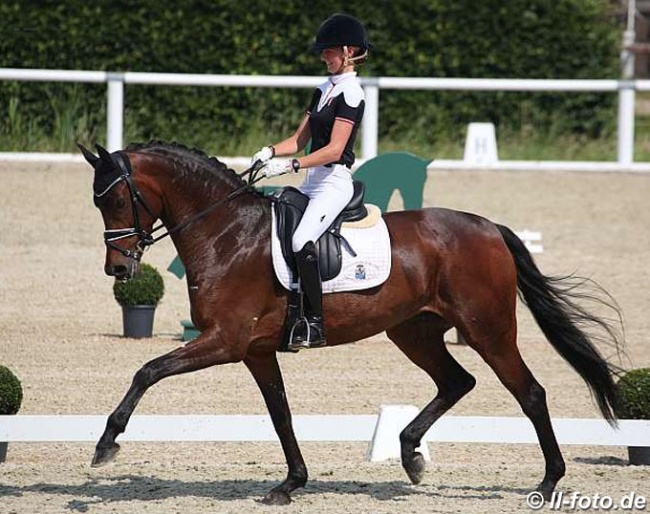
[342,45,368,67]
[330,46,368,75]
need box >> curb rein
[97,153,267,262]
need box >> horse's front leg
[92,328,244,467]
[244,351,307,506]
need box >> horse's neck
[156,167,269,276]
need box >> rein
[147,160,265,244]
[98,153,266,261]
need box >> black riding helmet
[310,14,371,54]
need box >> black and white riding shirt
[307,72,365,168]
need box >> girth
[271,180,368,281]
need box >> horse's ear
[95,144,112,165]
[77,143,99,167]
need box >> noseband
[95,153,266,262]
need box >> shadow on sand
[0,474,533,511]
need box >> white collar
[329,71,357,85]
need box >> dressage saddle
[270,180,367,281]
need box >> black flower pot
[0,441,7,463]
[628,446,650,465]
[122,305,157,338]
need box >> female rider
[252,13,371,351]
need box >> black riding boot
[288,242,326,350]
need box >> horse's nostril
[106,265,129,279]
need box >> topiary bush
[113,262,165,307]
[615,368,650,420]
[0,365,23,415]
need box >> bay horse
[79,141,622,506]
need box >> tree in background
[0,0,620,152]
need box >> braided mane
[125,140,248,188]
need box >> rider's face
[320,47,346,74]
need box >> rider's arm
[295,119,353,169]
[270,114,311,157]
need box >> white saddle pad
[271,205,392,293]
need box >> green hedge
[113,263,165,306]
[615,368,650,420]
[0,0,620,152]
[0,365,22,415]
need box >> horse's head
[79,143,161,280]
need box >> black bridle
[96,152,266,262]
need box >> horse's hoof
[535,484,554,502]
[262,490,292,506]
[404,452,426,485]
[91,442,121,467]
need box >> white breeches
[292,164,354,253]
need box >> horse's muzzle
[105,261,138,281]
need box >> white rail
[1,414,648,445]
[2,407,649,462]
[0,68,647,164]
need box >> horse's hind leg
[473,334,566,499]
[386,314,476,485]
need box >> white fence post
[617,18,636,165]
[107,73,124,152]
[362,81,379,160]
[617,84,635,165]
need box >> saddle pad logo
[355,264,366,280]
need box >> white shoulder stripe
[342,85,364,108]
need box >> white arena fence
[1,406,649,462]
[2,68,650,172]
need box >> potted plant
[615,367,650,465]
[113,262,165,338]
[0,365,23,463]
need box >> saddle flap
[271,181,367,281]
[272,187,307,273]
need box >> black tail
[496,224,623,425]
